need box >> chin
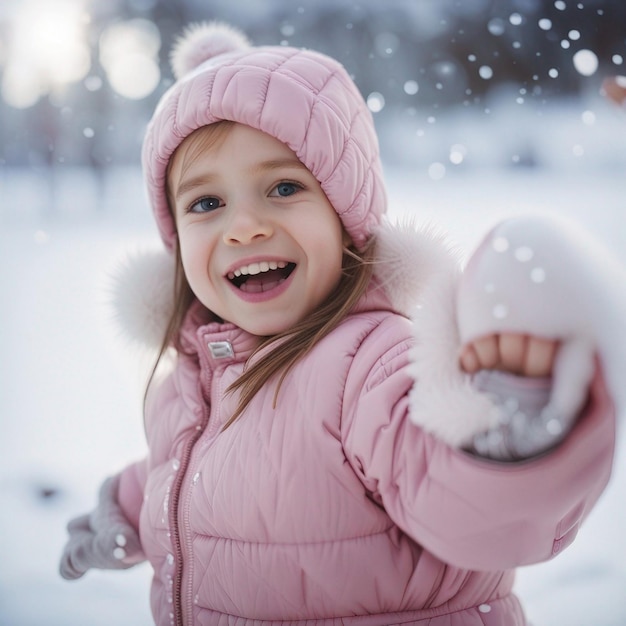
[242,324,289,337]
[239,316,300,337]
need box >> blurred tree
[0,0,624,171]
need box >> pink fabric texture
[142,28,386,251]
[117,286,615,625]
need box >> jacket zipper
[171,363,225,625]
[169,368,214,626]
[169,407,207,626]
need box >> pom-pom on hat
[142,21,387,251]
[169,22,251,80]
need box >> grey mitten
[467,370,578,461]
[59,475,143,580]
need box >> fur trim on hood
[375,220,499,445]
[107,245,177,351]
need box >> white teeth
[229,261,290,279]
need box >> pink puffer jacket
[117,274,614,625]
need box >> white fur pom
[375,219,499,446]
[408,268,499,446]
[374,218,463,317]
[170,21,251,80]
[106,246,177,351]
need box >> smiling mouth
[227,261,296,293]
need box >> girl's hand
[460,333,558,377]
[59,475,143,580]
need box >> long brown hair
[145,239,375,427]
[223,241,375,427]
[145,121,377,426]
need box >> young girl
[60,23,619,625]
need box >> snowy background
[1,0,626,625]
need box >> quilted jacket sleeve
[118,458,148,532]
[341,316,616,572]
[115,361,184,531]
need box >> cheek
[312,229,344,289]
[179,237,196,277]
[178,233,212,292]
[320,237,343,270]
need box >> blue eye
[272,182,302,197]
[189,196,222,213]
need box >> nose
[222,204,273,246]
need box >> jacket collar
[179,299,259,367]
[176,278,397,370]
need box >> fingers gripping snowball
[457,214,626,422]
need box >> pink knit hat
[142,22,387,251]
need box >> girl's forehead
[173,122,234,164]
[171,122,306,179]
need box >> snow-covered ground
[1,100,625,625]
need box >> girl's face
[168,123,347,336]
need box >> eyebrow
[250,157,309,176]
[174,173,217,202]
[174,157,309,202]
